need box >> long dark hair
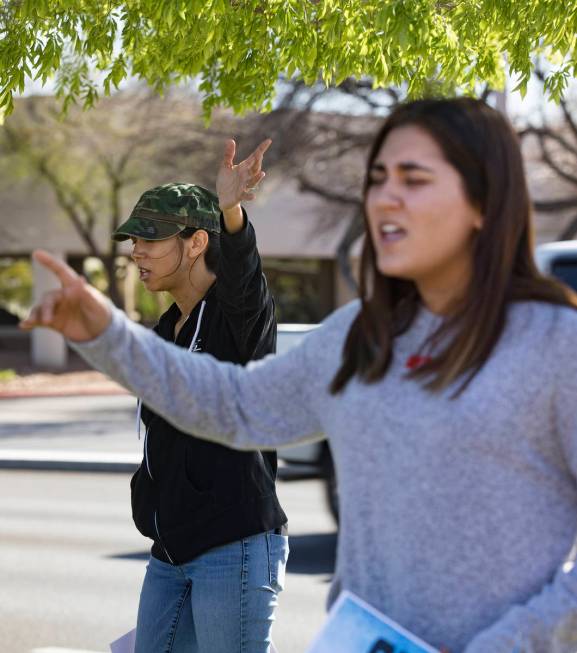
[330,97,577,395]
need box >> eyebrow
[370,161,435,173]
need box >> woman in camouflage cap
[70,139,290,652]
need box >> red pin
[405,354,432,370]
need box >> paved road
[0,395,140,456]
[1,470,335,653]
[0,396,337,653]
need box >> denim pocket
[267,532,289,592]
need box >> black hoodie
[130,213,287,565]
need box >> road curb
[0,450,140,473]
[0,450,317,478]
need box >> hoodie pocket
[130,465,155,538]
[183,438,218,494]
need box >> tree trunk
[559,213,577,241]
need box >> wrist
[221,204,244,234]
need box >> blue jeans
[134,531,289,653]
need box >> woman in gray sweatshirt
[23,98,577,653]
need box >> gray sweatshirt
[74,299,577,653]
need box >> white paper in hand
[110,627,136,653]
[306,591,440,653]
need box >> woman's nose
[131,243,144,260]
[371,182,402,210]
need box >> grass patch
[0,369,17,382]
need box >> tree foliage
[247,78,392,288]
[1,1,577,119]
[0,258,32,317]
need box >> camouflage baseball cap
[112,183,221,242]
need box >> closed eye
[404,178,430,186]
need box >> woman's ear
[472,207,484,231]
[184,230,209,259]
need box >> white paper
[109,627,136,653]
[306,591,440,653]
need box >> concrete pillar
[31,251,68,369]
[123,258,139,321]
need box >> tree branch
[36,158,101,255]
[559,213,577,240]
[535,132,577,187]
[297,175,361,206]
[520,125,577,159]
[559,96,577,143]
[533,197,577,212]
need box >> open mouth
[379,223,407,243]
[138,267,151,280]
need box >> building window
[263,258,335,324]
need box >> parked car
[277,240,577,524]
[276,324,338,521]
[535,240,577,288]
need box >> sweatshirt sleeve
[216,209,275,360]
[465,308,577,653]
[71,306,325,451]
[464,568,577,652]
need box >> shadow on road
[286,533,336,575]
[0,412,136,440]
[108,550,149,561]
[108,532,337,575]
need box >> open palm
[216,138,271,211]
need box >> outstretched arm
[214,138,276,360]
[20,251,324,450]
[20,250,112,342]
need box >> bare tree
[518,70,577,240]
[244,77,401,289]
[0,90,231,306]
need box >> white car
[276,324,336,521]
[535,240,577,287]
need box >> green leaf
[1,0,576,118]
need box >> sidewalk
[0,349,137,472]
[0,369,128,399]
[0,348,127,399]
[0,350,301,479]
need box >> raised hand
[216,138,272,212]
[20,250,112,342]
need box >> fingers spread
[246,138,271,174]
[221,139,236,168]
[246,171,265,190]
[253,140,271,167]
[256,138,272,157]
